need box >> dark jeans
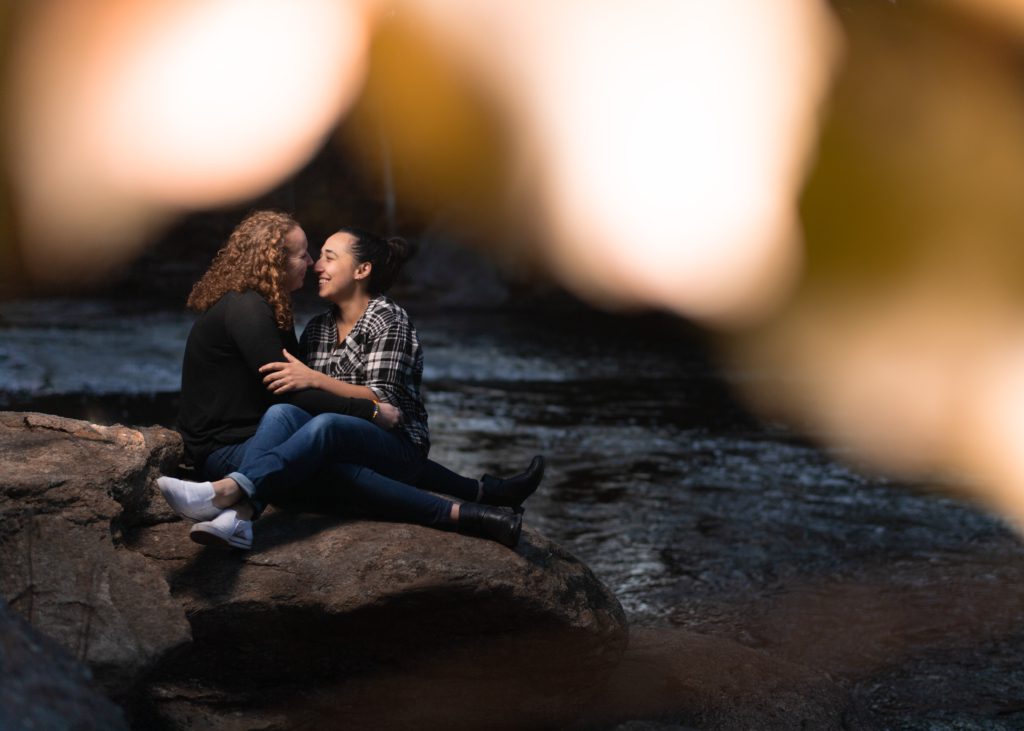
[203,404,478,527]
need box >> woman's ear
[355,261,372,280]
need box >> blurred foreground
[5,0,1024,529]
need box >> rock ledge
[0,412,628,729]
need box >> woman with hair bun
[159,215,543,551]
[293,228,431,461]
[256,225,544,541]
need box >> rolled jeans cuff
[227,471,265,519]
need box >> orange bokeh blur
[6,0,369,284]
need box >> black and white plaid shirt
[299,295,430,455]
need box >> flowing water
[4,297,1024,728]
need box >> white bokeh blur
[403,0,839,325]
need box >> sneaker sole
[190,525,252,550]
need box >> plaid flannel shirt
[299,295,430,455]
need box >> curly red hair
[187,210,299,330]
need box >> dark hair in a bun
[339,226,418,295]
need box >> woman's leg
[201,442,249,482]
[315,463,521,547]
[189,459,521,549]
[234,413,424,510]
[177,409,466,520]
[414,456,546,507]
[325,463,455,529]
[212,407,536,510]
[236,403,314,464]
[209,403,315,517]
[160,404,313,522]
[414,460,479,501]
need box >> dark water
[4,299,1024,728]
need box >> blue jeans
[310,462,454,527]
[202,404,476,527]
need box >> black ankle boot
[456,503,523,548]
[480,455,545,508]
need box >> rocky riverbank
[0,411,866,729]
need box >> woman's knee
[264,403,311,428]
[307,413,365,440]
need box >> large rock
[0,596,129,731]
[0,411,182,532]
[0,412,629,729]
[0,412,191,697]
[127,513,628,728]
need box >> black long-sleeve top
[177,290,375,467]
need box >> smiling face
[282,225,313,292]
[314,231,370,301]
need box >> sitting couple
[157,210,543,550]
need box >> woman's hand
[260,350,322,394]
[375,402,402,430]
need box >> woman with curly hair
[176,211,394,462]
[160,210,540,550]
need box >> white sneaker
[190,509,253,550]
[157,476,221,522]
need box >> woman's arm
[360,314,418,408]
[260,350,377,401]
[260,350,402,428]
[227,293,379,421]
